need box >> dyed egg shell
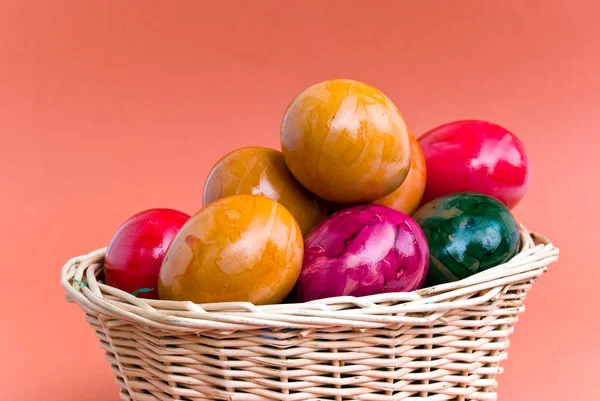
[158,194,303,305]
[413,193,520,286]
[291,204,429,302]
[104,208,190,299]
[418,120,530,209]
[203,146,328,235]
[375,134,427,215]
[281,79,412,204]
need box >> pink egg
[291,204,429,303]
[418,120,530,209]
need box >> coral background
[1,1,597,400]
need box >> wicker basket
[61,224,558,401]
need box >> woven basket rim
[60,223,559,332]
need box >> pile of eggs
[103,79,530,305]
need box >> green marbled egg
[413,192,520,286]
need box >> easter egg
[375,134,427,215]
[104,208,190,299]
[203,146,327,235]
[418,119,530,209]
[413,193,520,286]
[158,194,304,305]
[291,204,429,302]
[281,79,412,204]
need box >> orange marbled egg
[280,79,412,204]
[203,146,327,235]
[375,134,427,215]
[158,194,304,305]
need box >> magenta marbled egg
[291,204,429,302]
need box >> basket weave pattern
[61,225,558,401]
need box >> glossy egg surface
[281,79,412,204]
[158,194,304,305]
[419,119,530,209]
[292,204,429,302]
[104,208,190,299]
[203,146,327,235]
[413,192,520,286]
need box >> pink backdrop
[1,1,597,400]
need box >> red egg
[418,120,530,209]
[104,208,190,299]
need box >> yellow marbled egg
[280,79,412,204]
[158,194,303,305]
[203,146,327,235]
